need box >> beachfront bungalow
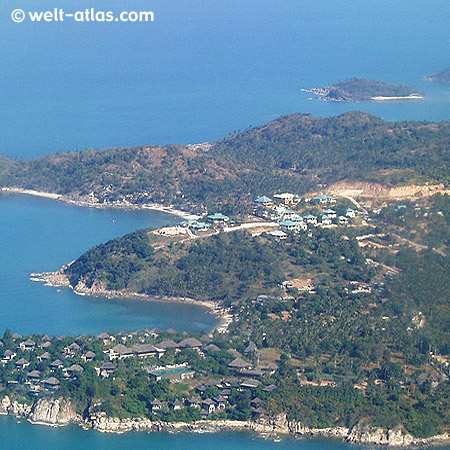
[313,195,336,204]
[150,399,162,413]
[201,399,216,415]
[255,196,273,207]
[274,193,295,205]
[185,397,200,408]
[214,396,227,411]
[170,399,184,410]
[207,213,229,225]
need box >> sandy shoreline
[1,187,199,221]
[371,94,423,101]
[1,187,61,200]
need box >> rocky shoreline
[30,270,233,333]
[1,396,449,447]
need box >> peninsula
[1,112,450,445]
[302,78,422,102]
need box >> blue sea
[1,0,450,447]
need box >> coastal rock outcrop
[0,396,11,415]
[347,422,414,447]
[6,398,32,417]
[28,397,79,426]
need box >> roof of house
[207,213,229,220]
[100,362,115,370]
[269,230,288,238]
[178,338,203,348]
[244,341,257,353]
[274,193,294,199]
[50,359,63,367]
[16,358,29,365]
[240,379,261,388]
[110,344,132,355]
[68,343,81,351]
[67,364,84,373]
[84,351,96,358]
[203,344,221,353]
[228,357,250,368]
[279,220,298,227]
[23,339,36,346]
[40,352,51,359]
[27,370,41,378]
[42,377,60,386]
[97,332,111,339]
[157,340,179,349]
[262,384,277,393]
[255,196,272,203]
[227,349,243,358]
[133,344,163,354]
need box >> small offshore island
[424,68,450,84]
[302,78,422,102]
[1,112,450,447]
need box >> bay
[0,193,218,336]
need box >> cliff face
[0,396,79,426]
[1,396,449,447]
[28,397,79,426]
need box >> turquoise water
[1,0,450,447]
[0,193,218,335]
[0,0,449,159]
[0,416,362,450]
